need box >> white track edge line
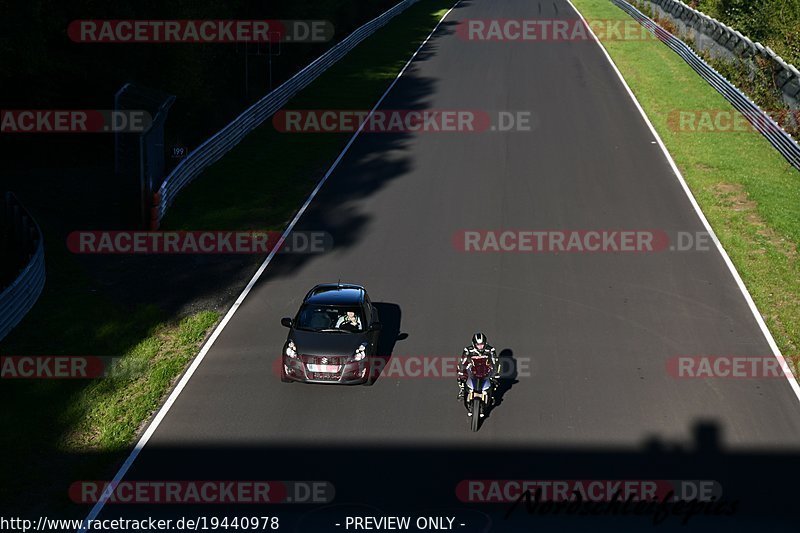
[564,0,800,403]
[77,2,462,529]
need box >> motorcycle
[462,355,494,432]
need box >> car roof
[304,283,365,305]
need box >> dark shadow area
[1,0,458,326]
[373,302,405,358]
[0,1,406,175]
[87,55,447,316]
[0,1,457,515]
[368,302,406,384]
[66,81,426,318]
[8,421,800,531]
[490,348,518,412]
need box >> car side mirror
[281,317,293,328]
[369,322,382,332]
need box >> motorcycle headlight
[353,343,368,361]
[285,340,298,358]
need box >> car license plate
[307,364,341,373]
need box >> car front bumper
[283,355,369,384]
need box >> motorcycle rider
[457,332,500,403]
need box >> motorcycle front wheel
[471,398,481,432]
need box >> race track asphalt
[87,0,800,531]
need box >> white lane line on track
[77,1,462,530]
[564,0,800,404]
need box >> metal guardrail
[610,0,800,172]
[152,0,420,228]
[0,192,45,343]
[645,0,800,103]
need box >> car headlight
[353,343,367,361]
[285,341,298,358]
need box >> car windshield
[295,304,365,333]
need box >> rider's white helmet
[472,332,486,351]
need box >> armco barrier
[644,0,800,105]
[152,0,421,229]
[0,193,45,343]
[610,0,800,172]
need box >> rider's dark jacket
[458,344,500,381]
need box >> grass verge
[632,0,798,139]
[571,0,800,368]
[60,311,218,452]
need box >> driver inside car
[335,311,362,332]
